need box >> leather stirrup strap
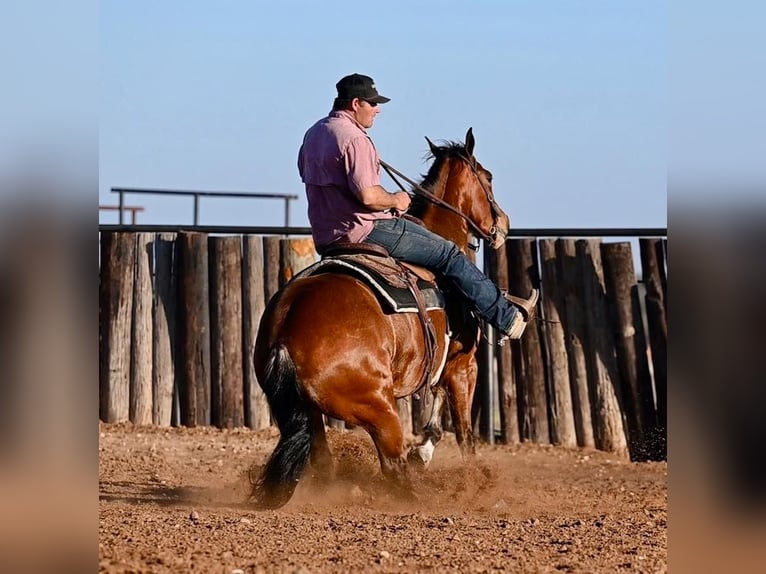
[404,270,437,393]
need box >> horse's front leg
[442,355,478,457]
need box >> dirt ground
[99,422,666,574]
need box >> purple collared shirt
[298,110,394,249]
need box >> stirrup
[503,288,539,322]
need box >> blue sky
[99,1,666,229]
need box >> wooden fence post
[279,237,316,285]
[177,232,211,427]
[99,232,135,423]
[640,238,668,459]
[557,239,595,448]
[243,235,270,429]
[540,239,577,448]
[152,232,176,426]
[508,238,549,444]
[577,239,628,455]
[487,242,519,444]
[130,232,154,425]
[209,236,244,429]
[602,242,656,460]
[262,236,281,305]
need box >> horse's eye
[486,172,493,183]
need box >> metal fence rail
[109,187,300,227]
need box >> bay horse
[250,128,510,509]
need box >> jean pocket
[366,220,402,251]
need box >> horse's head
[419,128,510,250]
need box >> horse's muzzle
[488,214,510,250]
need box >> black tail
[250,344,312,509]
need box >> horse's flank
[255,273,449,406]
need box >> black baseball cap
[336,73,391,104]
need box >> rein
[379,159,497,244]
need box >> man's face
[352,98,380,129]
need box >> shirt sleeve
[344,136,380,198]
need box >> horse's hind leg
[309,407,334,480]
[408,385,447,468]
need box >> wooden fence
[98,231,667,461]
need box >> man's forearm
[358,185,401,211]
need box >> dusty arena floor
[98,423,666,573]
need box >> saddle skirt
[294,253,445,314]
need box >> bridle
[379,155,507,247]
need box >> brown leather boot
[503,288,539,321]
[497,288,540,345]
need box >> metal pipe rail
[110,187,300,227]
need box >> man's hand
[392,191,411,213]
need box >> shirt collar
[329,109,366,133]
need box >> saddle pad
[294,255,445,314]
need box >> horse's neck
[419,207,470,252]
[417,167,471,252]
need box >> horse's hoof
[407,439,435,469]
[407,449,426,468]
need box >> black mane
[407,140,468,218]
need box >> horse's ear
[465,127,475,156]
[425,136,440,157]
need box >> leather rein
[379,157,507,246]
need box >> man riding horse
[298,73,538,343]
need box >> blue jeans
[363,218,518,333]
